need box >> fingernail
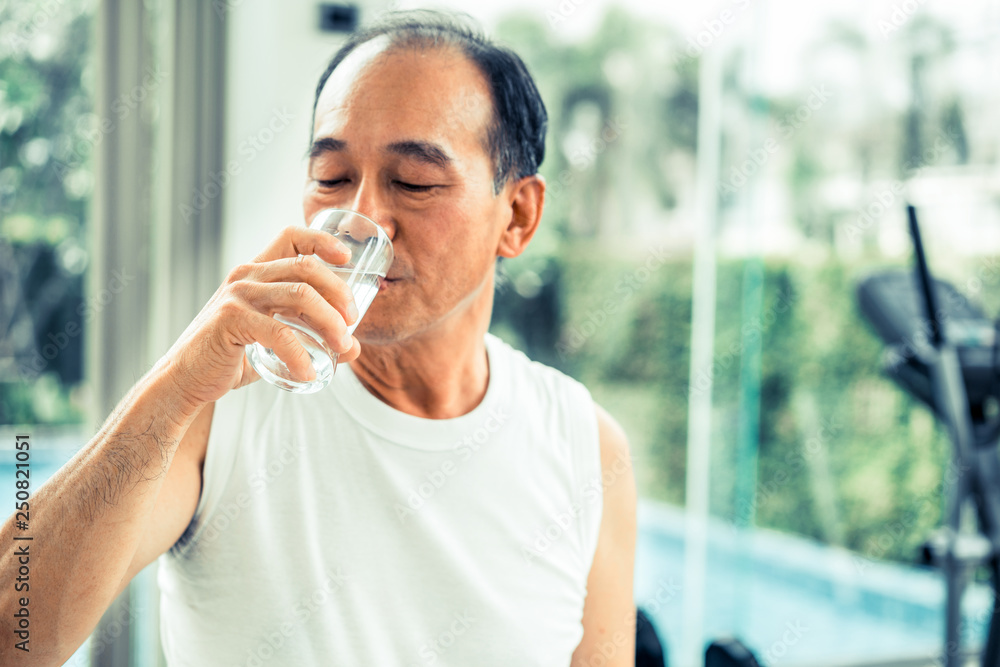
[340,331,354,350]
[347,301,359,323]
[336,239,352,256]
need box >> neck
[349,273,495,420]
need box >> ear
[497,174,545,259]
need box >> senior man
[0,11,636,666]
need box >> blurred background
[3,0,1000,665]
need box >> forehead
[313,37,494,158]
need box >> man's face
[305,38,512,346]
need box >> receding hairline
[310,10,548,193]
[310,38,497,162]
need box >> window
[471,1,1000,662]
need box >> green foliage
[489,4,987,566]
[0,2,93,425]
[494,10,697,246]
[542,249,954,563]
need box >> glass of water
[245,209,394,393]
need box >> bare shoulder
[571,402,637,666]
[591,401,636,533]
[593,403,632,477]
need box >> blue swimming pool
[634,501,990,665]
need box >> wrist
[141,356,208,430]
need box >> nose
[350,179,396,242]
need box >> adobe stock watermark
[394,407,509,523]
[718,85,833,198]
[572,610,638,667]
[405,610,477,667]
[639,577,681,616]
[843,129,958,243]
[688,288,797,398]
[556,244,670,360]
[493,261,513,297]
[442,86,493,137]
[520,447,635,565]
[773,85,833,137]
[180,107,294,223]
[925,590,996,667]
[16,267,135,383]
[572,581,679,667]
[718,138,779,198]
[669,0,753,67]
[241,566,350,667]
[545,0,592,28]
[63,601,142,667]
[52,67,168,180]
[962,257,1000,300]
[546,116,627,203]
[877,0,926,39]
[198,439,306,546]
[212,0,246,19]
[3,0,71,54]
[762,620,809,663]
[851,458,971,574]
[731,416,843,531]
[875,261,999,375]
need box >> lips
[380,266,407,291]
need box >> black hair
[311,10,547,194]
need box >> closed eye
[317,178,347,188]
[395,180,436,193]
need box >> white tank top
[157,333,603,666]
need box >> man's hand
[159,225,361,408]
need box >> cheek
[396,189,506,284]
[302,186,325,224]
[406,202,483,255]
[407,234,491,297]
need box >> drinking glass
[245,209,393,393]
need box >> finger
[252,225,352,266]
[237,355,262,389]
[228,255,359,327]
[338,335,362,364]
[235,281,354,354]
[239,310,317,382]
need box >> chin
[354,318,410,347]
[355,311,437,348]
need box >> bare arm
[113,400,216,602]
[571,403,638,667]
[0,367,202,665]
[0,226,360,665]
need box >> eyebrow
[308,137,453,170]
[309,137,346,160]
[385,141,453,170]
